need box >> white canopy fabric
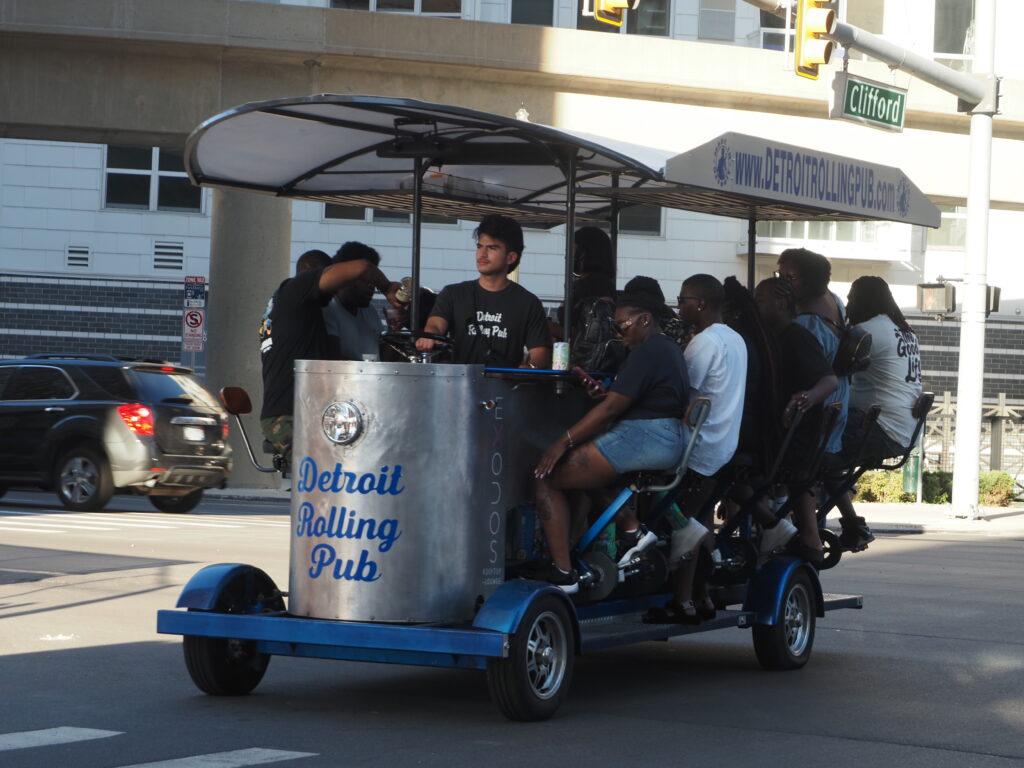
[186,94,940,229]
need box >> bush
[853,471,914,503]
[978,471,1015,506]
[922,470,951,504]
[855,469,1014,506]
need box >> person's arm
[415,316,449,352]
[788,373,838,415]
[534,392,632,478]
[319,260,403,308]
[525,345,552,369]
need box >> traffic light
[594,0,630,28]
[795,0,836,80]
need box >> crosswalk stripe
[115,747,317,767]
[0,519,118,531]
[0,726,123,751]
[0,525,66,533]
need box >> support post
[207,189,292,489]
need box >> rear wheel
[183,568,283,696]
[54,446,113,512]
[752,568,816,670]
[486,595,574,721]
[149,489,204,514]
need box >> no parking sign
[182,276,207,351]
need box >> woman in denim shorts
[532,291,690,592]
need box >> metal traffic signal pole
[745,0,998,518]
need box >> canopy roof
[186,94,940,229]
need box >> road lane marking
[0,520,115,531]
[0,511,174,529]
[0,726,123,751]
[115,748,317,767]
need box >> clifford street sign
[831,72,907,132]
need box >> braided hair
[848,276,912,332]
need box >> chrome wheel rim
[784,583,812,657]
[60,456,98,504]
[525,610,567,700]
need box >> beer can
[395,276,414,304]
[552,342,569,371]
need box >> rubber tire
[0,486,6,499]
[818,528,843,571]
[182,569,282,696]
[486,595,575,721]
[54,446,114,512]
[149,489,204,514]
[752,568,816,671]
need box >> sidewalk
[206,488,1024,538]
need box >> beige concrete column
[207,189,292,489]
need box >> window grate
[153,241,184,270]
[66,245,91,269]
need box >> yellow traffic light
[795,0,836,80]
[594,0,630,27]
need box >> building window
[758,9,792,51]
[329,0,460,16]
[511,0,554,26]
[324,204,456,226]
[927,205,967,249]
[756,219,886,243]
[698,0,735,41]
[627,0,669,36]
[619,205,662,236]
[933,0,974,72]
[104,147,201,213]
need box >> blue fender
[744,557,824,625]
[175,563,284,613]
[473,579,580,653]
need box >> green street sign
[830,72,907,132]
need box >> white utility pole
[950,0,997,519]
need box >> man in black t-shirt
[415,215,551,368]
[260,249,404,468]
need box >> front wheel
[182,567,283,696]
[149,489,203,514]
[486,595,574,721]
[752,568,816,670]
[54,446,114,511]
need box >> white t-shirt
[849,314,923,446]
[683,323,748,476]
[323,298,383,360]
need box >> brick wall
[0,273,185,363]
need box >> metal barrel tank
[288,360,587,624]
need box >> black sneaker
[839,516,875,551]
[525,561,580,594]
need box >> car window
[2,366,77,400]
[80,366,136,400]
[0,367,14,398]
[130,370,219,407]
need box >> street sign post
[830,72,906,132]
[182,276,207,352]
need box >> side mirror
[219,386,253,416]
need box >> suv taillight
[222,421,229,439]
[118,403,154,436]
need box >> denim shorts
[593,418,684,474]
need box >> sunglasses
[677,295,700,304]
[612,315,643,336]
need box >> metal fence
[922,392,1024,494]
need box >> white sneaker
[759,518,798,554]
[617,528,658,568]
[669,519,709,567]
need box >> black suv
[0,355,232,513]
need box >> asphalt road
[1,489,1022,768]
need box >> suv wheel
[55,447,114,512]
[149,489,204,514]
